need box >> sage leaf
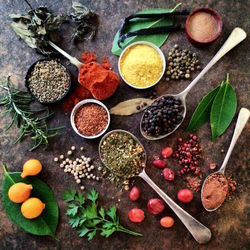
[111,3,181,56]
[187,85,221,131]
[210,75,237,140]
[2,169,59,238]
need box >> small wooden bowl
[185,7,222,46]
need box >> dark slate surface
[0,0,249,249]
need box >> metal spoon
[201,108,250,212]
[140,27,247,140]
[99,129,211,244]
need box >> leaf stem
[117,226,142,236]
[2,165,15,184]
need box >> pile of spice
[166,44,201,81]
[120,44,163,88]
[201,173,228,210]
[173,134,202,176]
[62,85,91,113]
[185,176,201,192]
[27,60,70,103]
[100,131,146,181]
[54,146,101,190]
[79,52,120,100]
[141,96,184,137]
[187,11,219,42]
[74,103,108,136]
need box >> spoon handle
[48,41,83,69]
[139,169,211,244]
[219,108,250,174]
[180,27,247,98]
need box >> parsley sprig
[63,189,142,240]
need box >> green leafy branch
[63,189,142,241]
[0,77,64,151]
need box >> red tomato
[161,147,173,158]
[160,216,175,228]
[128,208,145,223]
[177,189,193,203]
[147,198,165,214]
[129,186,140,201]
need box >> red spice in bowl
[185,7,222,46]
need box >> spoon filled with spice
[99,130,211,244]
[141,27,247,140]
[201,108,249,212]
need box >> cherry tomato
[128,208,145,223]
[129,186,140,201]
[161,147,173,158]
[177,189,193,203]
[160,216,175,228]
[162,168,175,181]
[147,198,165,214]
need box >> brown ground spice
[75,103,108,136]
[185,176,201,192]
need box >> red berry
[129,186,140,201]
[160,216,175,228]
[147,198,165,214]
[177,189,193,203]
[128,208,145,223]
[152,159,166,169]
[161,147,173,158]
[162,168,175,181]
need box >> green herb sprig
[63,189,142,240]
[187,74,237,140]
[0,77,63,151]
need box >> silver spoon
[201,108,250,212]
[99,129,211,244]
[140,27,247,140]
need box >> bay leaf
[210,77,237,140]
[187,85,221,131]
[109,98,154,116]
[111,3,181,56]
[2,168,59,238]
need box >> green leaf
[63,189,76,202]
[75,192,85,205]
[187,85,221,131]
[111,4,181,56]
[87,189,98,203]
[68,217,81,228]
[106,206,117,221]
[85,203,97,219]
[85,218,102,227]
[66,205,78,217]
[101,227,116,237]
[77,227,90,237]
[2,172,58,237]
[99,207,105,219]
[87,230,97,241]
[210,75,237,140]
[102,221,116,230]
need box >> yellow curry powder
[120,44,163,88]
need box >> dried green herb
[10,5,66,56]
[63,189,142,240]
[187,85,221,131]
[70,1,98,43]
[0,77,64,151]
[100,131,146,180]
[210,74,237,140]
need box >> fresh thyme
[0,77,63,151]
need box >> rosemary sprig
[0,77,64,151]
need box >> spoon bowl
[99,129,211,244]
[140,28,247,140]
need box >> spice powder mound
[75,103,108,136]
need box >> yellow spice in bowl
[120,44,163,88]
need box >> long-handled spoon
[201,108,250,212]
[99,129,212,244]
[140,27,247,140]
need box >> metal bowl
[70,99,110,139]
[25,58,72,105]
[118,41,166,90]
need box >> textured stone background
[0,0,249,249]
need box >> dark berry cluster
[141,96,184,137]
[173,134,202,176]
